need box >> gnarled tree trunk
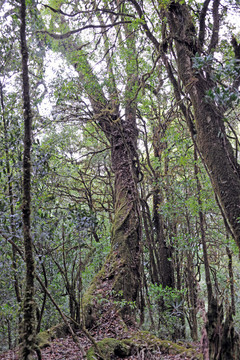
[82,106,142,328]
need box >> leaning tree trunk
[195,149,239,360]
[166,1,240,250]
[162,2,240,358]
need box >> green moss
[36,324,69,349]
[82,249,124,328]
[36,331,51,349]
[86,331,203,360]
[82,251,115,308]
[86,338,131,360]
[37,323,202,359]
[81,262,108,328]
[126,331,203,359]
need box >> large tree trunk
[83,114,142,328]
[111,107,141,283]
[42,0,142,330]
[110,118,141,313]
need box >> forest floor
[1,283,203,359]
[0,328,203,360]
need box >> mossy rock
[87,331,203,360]
[36,324,69,349]
[36,331,51,349]
[87,338,131,360]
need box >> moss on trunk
[82,119,142,328]
[82,247,137,330]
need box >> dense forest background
[0,0,240,359]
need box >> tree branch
[128,0,160,50]
[231,36,240,91]
[208,0,220,52]
[43,4,136,19]
[198,0,211,51]
[38,21,132,40]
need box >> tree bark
[19,1,41,358]
[130,0,240,249]
[110,118,141,310]
[194,149,240,359]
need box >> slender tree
[19,0,41,358]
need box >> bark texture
[81,92,142,324]
[110,118,141,306]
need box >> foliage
[146,284,186,339]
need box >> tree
[40,0,144,325]
[19,0,41,358]
[126,0,240,249]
